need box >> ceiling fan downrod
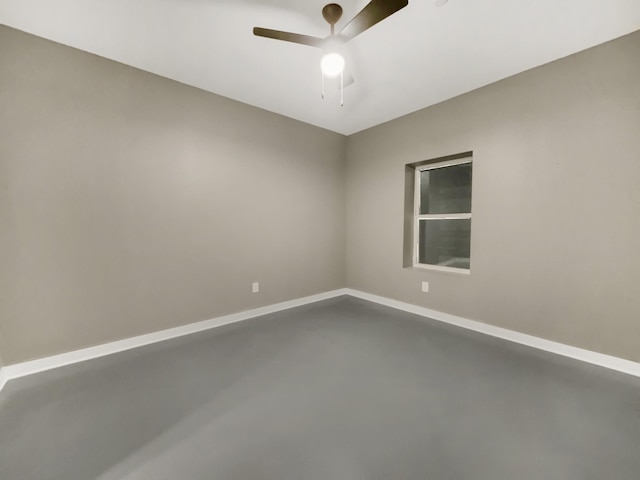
[322,3,343,35]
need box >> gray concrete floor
[1,296,639,479]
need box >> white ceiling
[1,0,639,135]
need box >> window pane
[419,163,472,214]
[418,218,471,269]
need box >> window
[413,156,472,273]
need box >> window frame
[413,156,472,274]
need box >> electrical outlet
[421,281,429,293]
[252,282,260,293]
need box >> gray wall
[2,24,639,367]
[346,31,640,362]
[0,26,347,365]
[0,92,9,368]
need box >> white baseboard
[0,288,348,390]
[345,288,640,378]
[1,286,638,394]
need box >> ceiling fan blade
[344,72,355,88]
[253,27,325,48]
[323,70,355,89]
[338,0,408,41]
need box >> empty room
[1,0,639,478]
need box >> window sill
[410,263,471,275]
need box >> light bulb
[321,52,345,78]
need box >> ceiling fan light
[321,52,345,78]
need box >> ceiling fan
[253,0,409,104]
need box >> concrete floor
[1,296,639,479]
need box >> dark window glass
[418,218,471,269]
[419,163,472,215]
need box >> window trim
[413,157,472,274]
